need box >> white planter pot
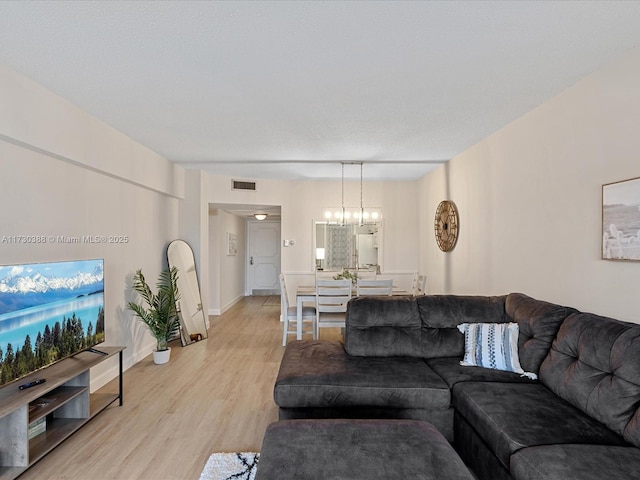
[153,347,171,365]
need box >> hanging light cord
[360,162,364,226]
[341,162,345,226]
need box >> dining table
[295,284,411,340]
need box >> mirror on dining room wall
[167,239,208,346]
[314,221,381,272]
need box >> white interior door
[247,220,281,295]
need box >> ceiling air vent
[232,180,256,191]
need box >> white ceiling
[2,1,640,181]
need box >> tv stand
[86,347,109,355]
[0,346,124,480]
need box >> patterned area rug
[199,452,259,480]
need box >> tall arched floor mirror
[167,239,208,346]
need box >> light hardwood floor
[20,295,335,480]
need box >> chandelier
[322,162,382,225]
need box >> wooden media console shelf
[0,346,124,480]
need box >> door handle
[250,256,254,265]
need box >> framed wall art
[602,176,640,261]
[226,232,237,256]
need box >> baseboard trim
[209,294,246,316]
[89,340,155,392]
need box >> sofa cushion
[539,312,640,447]
[275,340,450,410]
[427,357,538,389]
[277,406,455,442]
[505,293,577,374]
[458,322,536,378]
[256,419,475,480]
[453,382,627,469]
[510,444,640,480]
[454,411,513,480]
[344,296,422,357]
[417,295,507,358]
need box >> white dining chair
[315,278,352,339]
[355,271,377,280]
[280,273,316,346]
[411,273,427,296]
[356,278,393,296]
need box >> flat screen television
[0,258,104,387]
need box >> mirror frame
[313,220,383,273]
[167,239,208,346]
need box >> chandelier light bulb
[327,162,380,226]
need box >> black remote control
[19,378,46,390]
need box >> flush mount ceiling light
[254,213,267,221]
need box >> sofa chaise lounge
[272,293,640,480]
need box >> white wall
[202,172,421,311]
[179,169,210,324]
[419,47,640,323]
[0,64,182,389]
[204,174,420,272]
[208,208,246,314]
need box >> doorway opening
[208,203,281,315]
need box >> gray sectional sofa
[273,293,640,480]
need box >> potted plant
[127,267,181,364]
[334,268,358,285]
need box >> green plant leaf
[127,266,181,352]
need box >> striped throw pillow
[457,322,537,379]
